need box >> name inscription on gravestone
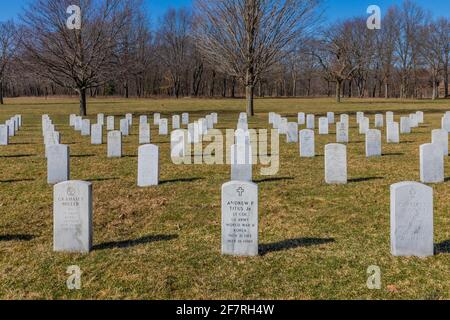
[221,181,258,256]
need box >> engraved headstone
[375,114,384,128]
[221,181,258,257]
[327,112,335,124]
[420,143,444,184]
[120,119,129,136]
[172,115,181,129]
[306,114,315,129]
[390,182,433,257]
[336,122,348,143]
[47,144,70,184]
[53,181,92,253]
[431,129,448,157]
[91,124,103,145]
[106,116,115,131]
[359,117,369,134]
[231,138,252,182]
[387,122,400,144]
[81,119,90,136]
[287,122,299,143]
[182,113,189,125]
[319,117,329,135]
[107,131,122,158]
[298,112,305,125]
[97,113,105,126]
[300,129,315,157]
[325,144,347,184]
[159,119,168,135]
[139,123,151,144]
[366,129,382,157]
[138,144,159,187]
[386,112,394,123]
[400,117,411,134]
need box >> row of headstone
[44,115,70,184]
[0,114,22,145]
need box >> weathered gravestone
[91,124,103,145]
[319,117,329,135]
[325,144,347,184]
[159,119,168,135]
[138,144,159,187]
[139,123,151,144]
[53,180,92,253]
[336,122,348,143]
[375,114,384,128]
[182,113,189,125]
[390,182,433,257]
[386,112,394,123]
[81,119,91,136]
[287,122,298,143]
[221,181,258,257]
[365,129,382,157]
[359,117,369,134]
[420,143,444,184]
[431,129,448,157]
[106,116,115,131]
[97,113,105,126]
[173,115,181,129]
[298,112,305,125]
[140,115,148,125]
[400,117,411,134]
[387,122,400,144]
[120,119,129,136]
[0,125,8,145]
[300,129,315,157]
[306,114,315,129]
[340,114,349,127]
[47,144,70,184]
[107,131,122,158]
[327,112,335,124]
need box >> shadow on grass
[254,177,294,184]
[382,153,405,157]
[0,154,36,158]
[435,240,450,254]
[93,234,178,250]
[399,141,415,144]
[160,177,203,185]
[259,237,335,255]
[0,234,35,242]
[348,177,383,183]
[87,177,119,182]
[0,178,35,183]
[71,154,96,158]
[445,177,450,182]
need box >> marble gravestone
[409,114,418,128]
[420,143,444,184]
[375,114,384,128]
[97,113,105,126]
[126,113,133,126]
[306,114,315,129]
[107,131,122,158]
[212,112,218,124]
[206,115,214,129]
[188,123,200,144]
[298,112,305,125]
[325,144,347,184]
[120,119,129,136]
[172,115,181,129]
[170,129,188,160]
[279,118,288,135]
[387,122,400,144]
[182,113,189,125]
[81,119,91,136]
[0,125,8,145]
[359,117,369,134]
[138,144,159,187]
[140,115,148,125]
[154,113,161,125]
[231,138,252,182]
[319,117,329,135]
[299,129,315,157]
[69,114,76,126]
[442,115,450,132]
[159,119,168,135]
[6,120,15,137]
[336,122,348,143]
[106,116,115,131]
[416,111,424,124]
[356,112,364,124]
[340,114,349,127]
[327,112,335,124]
[386,112,394,124]
[365,129,382,157]
[91,124,103,145]
[47,144,70,184]
[431,129,448,157]
[400,117,411,134]
[221,181,258,257]
[53,180,92,253]
[139,123,151,144]
[390,182,433,257]
[107,116,115,131]
[286,122,299,143]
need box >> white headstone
[300,129,315,157]
[306,114,315,129]
[81,119,91,136]
[221,181,258,257]
[327,112,335,124]
[366,129,382,157]
[126,113,133,126]
[53,181,92,253]
[139,123,151,144]
[97,113,105,126]
[107,131,122,158]
[91,124,103,145]
[325,144,347,184]
[106,116,115,131]
[182,113,189,125]
[47,144,70,184]
[336,122,348,143]
[359,117,369,134]
[172,115,181,129]
[387,122,400,144]
[431,129,448,157]
[386,112,394,123]
[231,139,252,182]
[0,125,9,145]
[390,182,433,257]
[69,114,76,126]
[400,117,411,134]
[319,117,329,135]
[375,114,384,128]
[137,144,159,187]
[154,113,161,125]
[139,115,148,125]
[171,129,188,160]
[340,114,349,127]
[298,112,305,125]
[420,143,444,184]
[120,119,129,136]
[356,112,364,124]
[287,122,299,143]
[159,119,168,135]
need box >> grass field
[0,97,449,300]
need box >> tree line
[0,0,448,116]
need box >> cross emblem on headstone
[236,187,244,197]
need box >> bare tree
[0,21,17,105]
[195,0,319,116]
[20,0,130,115]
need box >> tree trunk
[336,81,342,103]
[0,80,4,105]
[246,84,254,116]
[444,57,449,97]
[79,88,87,116]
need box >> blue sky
[0,0,449,22]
